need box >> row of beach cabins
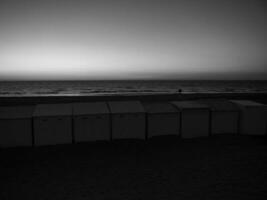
[0,99,266,148]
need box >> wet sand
[1,92,267,106]
[1,135,267,200]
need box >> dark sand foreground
[1,135,267,200]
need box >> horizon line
[0,79,267,82]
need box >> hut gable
[231,100,266,107]
[73,102,109,115]
[0,106,34,119]
[198,99,239,111]
[33,104,72,117]
[108,101,145,114]
[142,102,178,114]
[171,101,209,110]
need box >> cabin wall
[34,116,72,146]
[111,113,146,139]
[147,113,180,138]
[0,119,32,147]
[211,112,239,134]
[239,107,267,135]
[181,110,210,138]
[74,114,110,142]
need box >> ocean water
[0,80,267,97]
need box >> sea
[0,80,267,97]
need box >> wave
[0,80,266,97]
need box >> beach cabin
[142,102,180,138]
[171,101,210,139]
[0,106,34,148]
[199,100,239,135]
[33,104,72,146]
[230,100,267,135]
[108,101,146,140]
[73,102,110,142]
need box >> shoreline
[1,92,267,106]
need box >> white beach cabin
[230,100,267,135]
[33,104,72,146]
[142,102,180,138]
[199,100,239,135]
[73,102,110,142]
[108,101,146,140]
[0,106,34,147]
[171,101,210,139]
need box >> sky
[0,0,266,80]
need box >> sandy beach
[1,93,267,199]
[1,135,267,200]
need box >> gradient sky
[0,0,266,80]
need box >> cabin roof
[198,99,239,111]
[0,106,34,119]
[230,100,266,107]
[108,101,145,114]
[33,104,72,117]
[171,101,209,110]
[73,102,110,115]
[142,102,178,113]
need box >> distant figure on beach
[178,89,182,93]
